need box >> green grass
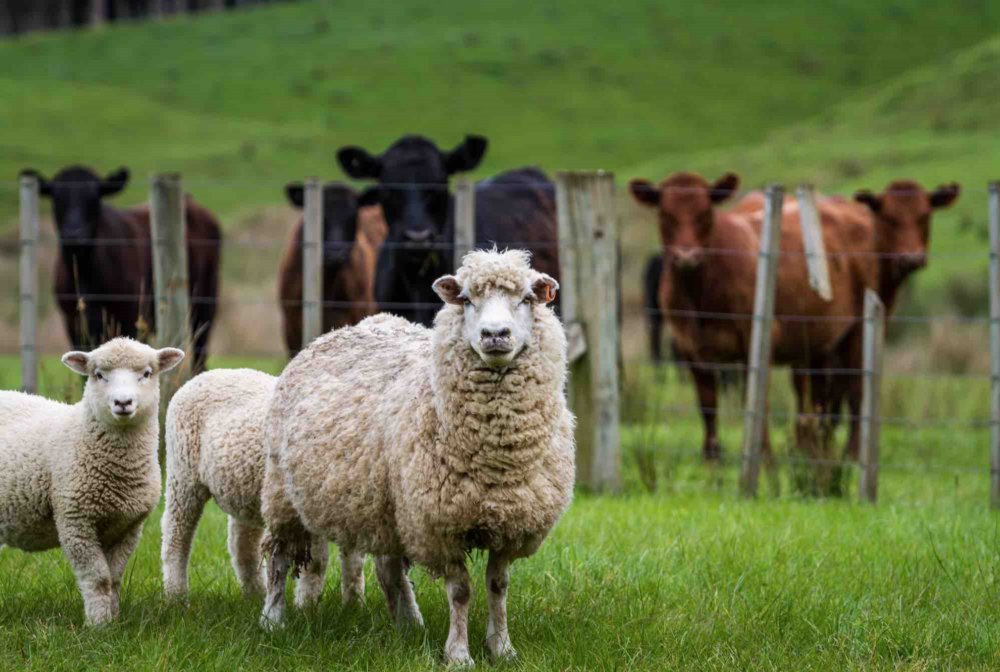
[2,357,999,669]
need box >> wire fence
[2,174,997,501]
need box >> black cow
[19,165,222,373]
[336,134,560,326]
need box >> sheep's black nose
[114,398,134,410]
[481,326,511,339]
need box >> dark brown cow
[277,182,387,356]
[804,181,960,459]
[629,172,873,461]
[20,165,222,374]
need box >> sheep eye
[462,297,472,307]
[95,371,104,381]
[142,370,152,380]
[519,297,531,306]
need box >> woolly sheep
[260,248,575,666]
[161,368,357,605]
[0,338,184,625]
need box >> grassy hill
[1,0,999,228]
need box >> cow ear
[20,169,51,197]
[930,182,960,209]
[285,182,305,208]
[629,179,661,208]
[156,347,185,373]
[100,167,130,197]
[854,190,883,214]
[357,186,381,208]
[710,172,740,204]
[61,351,90,376]
[444,134,488,175]
[432,275,464,305]
[337,146,382,179]
[531,273,559,304]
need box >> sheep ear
[61,351,90,376]
[531,273,559,304]
[157,348,185,373]
[432,276,464,305]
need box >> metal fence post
[858,289,885,503]
[739,184,784,498]
[454,178,475,270]
[989,181,1000,508]
[555,171,620,492]
[19,174,39,395]
[150,173,190,409]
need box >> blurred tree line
[1,0,298,35]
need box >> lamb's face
[434,263,559,369]
[62,339,185,426]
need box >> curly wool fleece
[262,249,576,574]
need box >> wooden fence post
[989,181,1000,508]
[739,185,784,498]
[858,289,885,504]
[19,174,39,395]
[150,174,189,408]
[555,171,620,492]
[91,0,106,27]
[301,178,323,348]
[796,184,832,301]
[454,178,475,270]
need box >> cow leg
[842,328,865,462]
[691,368,722,461]
[649,313,664,365]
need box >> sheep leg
[335,546,364,607]
[260,536,293,630]
[293,538,330,608]
[227,517,266,597]
[444,563,475,667]
[375,555,424,628]
[104,521,145,618]
[58,522,116,626]
[160,482,209,600]
[485,552,517,661]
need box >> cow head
[629,172,740,270]
[336,134,488,245]
[285,182,379,269]
[854,180,960,283]
[19,165,129,245]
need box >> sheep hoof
[444,646,475,668]
[258,612,285,632]
[488,642,518,662]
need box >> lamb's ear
[61,351,90,376]
[531,273,559,304]
[156,348,185,373]
[432,276,464,305]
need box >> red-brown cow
[20,165,222,374]
[629,172,873,462]
[277,182,387,356]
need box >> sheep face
[433,252,558,369]
[62,338,185,425]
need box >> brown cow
[277,182,387,356]
[804,181,960,459]
[19,165,222,374]
[629,172,873,462]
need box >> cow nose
[403,228,434,243]
[901,253,926,270]
[672,249,703,269]
[481,326,511,339]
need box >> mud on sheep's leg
[485,552,517,661]
[293,538,331,608]
[375,555,424,628]
[259,534,296,631]
[444,562,474,667]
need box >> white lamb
[160,368,349,605]
[0,338,183,625]
[260,248,576,666]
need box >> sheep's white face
[62,342,185,426]
[434,271,559,369]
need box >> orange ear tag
[545,285,555,303]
